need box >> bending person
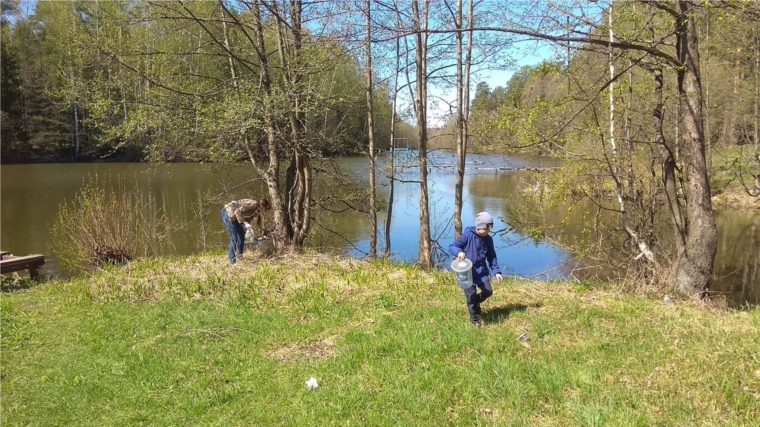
[221,198,271,265]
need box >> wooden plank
[1,254,45,279]
[1,254,46,270]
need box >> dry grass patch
[83,252,449,304]
[267,334,341,363]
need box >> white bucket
[451,259,474,289]
[245,229,267,249]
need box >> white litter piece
[305,377,319,390]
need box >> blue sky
[421,0,609,128]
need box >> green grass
[2,253,760,426]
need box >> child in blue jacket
[449,212,503,327]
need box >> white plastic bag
[305,377,319,389]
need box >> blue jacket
[449,226,501,285]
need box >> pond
[2,152,758,307]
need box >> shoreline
[711,188,760,210]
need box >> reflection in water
[1,153,758,307]
[712,211,760,307]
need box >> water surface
[2,154,757,306]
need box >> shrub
[51,174,174,274]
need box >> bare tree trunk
[273,0,312,248]
[608,6,655,264]
[756,28,759,164]
[672,0,717,295]
[625,50,635,201]
[703,8,711,171]
[365,0,377,258]
[463,0,473,156]
[73,99,80,159]
[453,0,473,239]
[66,31,80,160]
[412,0,432,268]
[21,7,29,148]
[655,66,683,253]
[243,0,288,247]
[609,7,617,183]
[754,27,760,194]
[385,37,401,257]
[221,18,236,83]
[453,0,465,239]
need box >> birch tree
[364,0,378,257]
[412,0,433,268]
[456,0,719,294]
[452,0,474,239]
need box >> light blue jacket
[449,226,501,285]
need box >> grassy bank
[2,253,759,426]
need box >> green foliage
[710,144,760,197]
[470,81,495,114]
[502,65,533,108]
[2,254,759,425]
[2,1,393,162]
[494,98,569,150]
[470,2,760,287]
[471,61,571,153]
[0,15,22,152]
[1,9,72,159]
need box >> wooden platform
[1,251,45,280]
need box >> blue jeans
[222,208,245,264]
[463,280,493,321]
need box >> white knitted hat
[475,212,493,230]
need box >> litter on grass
[305,377,319,389]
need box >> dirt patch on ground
[267,334,340,363]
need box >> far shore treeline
[4,1,756,165]
[2,1,759,298]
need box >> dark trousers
[222,208,245,264]
[463,281,493,321]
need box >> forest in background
[431,4,759,169]
[0,0,419,163]
[3,1,758,172]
